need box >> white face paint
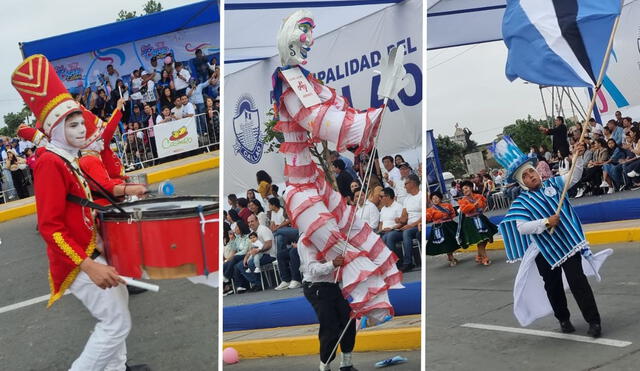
[64,113,87,149]
[277,10,315,67]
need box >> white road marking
[461,323,632,348]
[0,292,69,314]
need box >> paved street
[223,350,421,370]
[426,243,640,371]
[0,168,219,371]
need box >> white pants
[68,257,131,371]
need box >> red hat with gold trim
[11,54,104,147]
[17,123,48,147]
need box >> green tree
[435,135,466,178]
[2,104,33,137]
[117,1,163,21]
[502,115,552,153]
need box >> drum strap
[58,154,127,214]
[66,194,112,212]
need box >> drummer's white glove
[374,45,409,100]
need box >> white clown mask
[277,10,315,67]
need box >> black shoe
[400,264,414,273]
[587,323,602,338]
[560,320,575,333]
[127,286,148,295]
[126,364,152,371]
[340,367,358,371]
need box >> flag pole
[551,14,621,233]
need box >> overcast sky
[426,41,589,145]
[0,0,194,127]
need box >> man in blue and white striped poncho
[493,140,611,338]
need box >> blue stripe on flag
[503,0,592,87]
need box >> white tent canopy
[427,0,506,50]
[224,0,399,74]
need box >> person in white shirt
[269,198,302,290]
[180,94,196,118]
[299,235,356,371]
[18,138,34,155]
[147,56,162,84]
[246,232,264,274]
[173,62,191,95]
[104,64,120,91]
[234,214,275,292]
[398,174,422,271]
[140,71,157,107]
[381,155,401,188]
[391,162,412,204]
[355,185,382,231]
[378,187,405,255]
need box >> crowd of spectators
[446,112,640,211]
[222,153,423,295]
[71,48,220,170]
[0,135,37,202]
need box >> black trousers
[535,252,600,324]
[303,282,355,364]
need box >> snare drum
[99,196,218,279]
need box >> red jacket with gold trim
[100,109,126,180]
[34,151,96,307]
[79,154,125,206]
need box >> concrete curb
[463,226,640,252]
[0,156,219,223]
[223,327,421,359]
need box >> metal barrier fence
[116,111,219,171]
[0,111,219,205]
[0,167,33,203]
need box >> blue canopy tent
[20,0,219,60]
[18,1,219,106]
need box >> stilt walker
[272,10,408,371]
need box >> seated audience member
[237,197,252,224]
[398,174,421,272]
[333,159,354,199]
[222,220,251,295]
[378,187,405,253]
[233,215,275,292]
[269,198,302,290]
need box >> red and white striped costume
[274,68,403,324]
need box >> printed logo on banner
[55,63,84,84]
[233,94,263,164]
[140,42,173,60]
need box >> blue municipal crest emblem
[233,94,263,164]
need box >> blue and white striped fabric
[499,176,588,269]
[502,0,621,87]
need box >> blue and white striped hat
[488,136,537,183]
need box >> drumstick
[120,276,160,292]
[119,86,125,112]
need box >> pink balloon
[223,347,239,364]
[164,56,172,65]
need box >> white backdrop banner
[224,0,423,194]
[153,116,199,158]
[51,23,219,91]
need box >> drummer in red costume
[78,101,147,205]
[11,54,150,371]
